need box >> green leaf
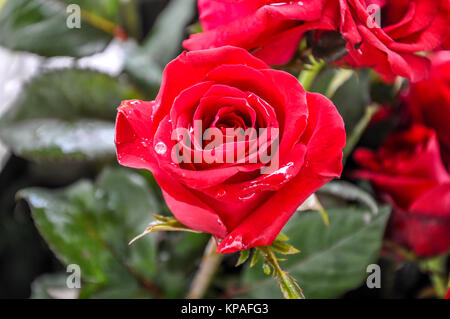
[250,249,260,268]
[319,181,379,214]
[129,214,201,245]
[235,249,251,267]
[140,0,196,69]
[241,206,391,299]
[297,194,329,227]
[278,271,303,299]
[0,119,114,161]
[0,0,116,57]
[312,69,371,134]
[156,232,210,298]
[124,0,196,92]
[0,69,139,162]
[276,233,290,242]
[271,240,301,255]
[17,167,161,298]
[60,0,121,23]
[325,69,354,99]
[3,69,140,123]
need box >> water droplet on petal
[216,189,226,199]
[238,193,256,201]
[154,142,167,155]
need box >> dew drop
[238,193,256,201]
[216,189,226,199]
[154,142,167,155]
[363,213,372,224]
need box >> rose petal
[115,100,156,171]
[217,93,345,253]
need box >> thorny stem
[187,237,223,299]
[258,246,305,299]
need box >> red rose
[115,46,345,253]
[183,0,333,65]
[336,0,450,82]
[184,1,450,82]
[353,125,450,256]
[403,51,450,169]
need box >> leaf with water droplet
[242,206,391,299]
[0,119,115,162]
[17,167,161,298]
[0,0,115,58]
[0,69,140,163]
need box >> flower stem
[119,0,141,40]
[258,246,305,299]
[298,58,325,91]
[186,237,223,299]
[81,9,120,36]
[343,104,379,164]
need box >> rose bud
[353,125,450,256]
[115,46,345,253]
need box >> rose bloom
[403,51,450,169]
[115,46,345,253]
[336,0,450,82]
[353,125,450,256]
[183,0,334,65]
[184,0,450,81]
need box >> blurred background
[0,0,447,299]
